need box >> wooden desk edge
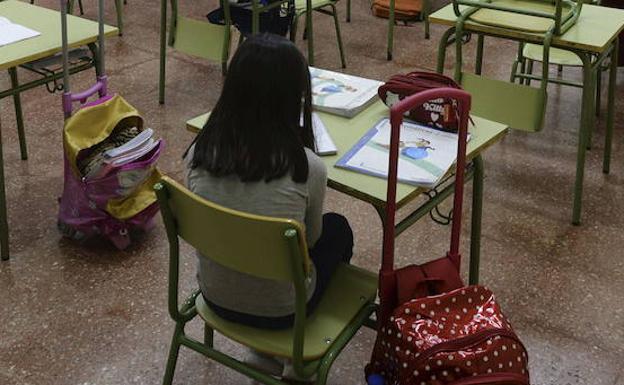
[428,13,622,54]
[0,28,118,71]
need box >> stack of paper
[0,17,41,47]
[310,67,382,118]
[336,118,465,188]
[86,128,161,179]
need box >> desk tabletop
[186,101,508,208]
[429,3,624,53]
[0,0,117,71]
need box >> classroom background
[1,0,623,384]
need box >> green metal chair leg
[436,27,456,73]
[468,155,484,285]
[525,59,534,85]
[158,0,167,104]
[8,68,27,161]
[163,323,184,385]
[115,0,123,36]
[290,15,299,42]
[387,0,395,60]
[0,115,8,261]
[603,39,618,174]
[595,66,602,117]
[330,4,346,68]
[572,53,595,225]
[204,324,214,348]
[306,0,314,66]
[346,0,351,22]
[475,34,484,75]
[510,42,524,83]
[423,0,430,39]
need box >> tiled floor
[1,0,623,384]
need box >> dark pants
[206,213,354,329]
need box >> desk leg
[158,0,168,104]
[115,0,124,36]
[572,53,595,225]
[604,38,618,174]
[0,114,8,261]
[468,155,483,285]
[8,68,27,161]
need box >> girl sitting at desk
[185,34,354,334]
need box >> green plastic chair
[158,0,294,104]
[154,176,378,385]
[158,0,233,104]
[291,0,346,68]
[449,0,583,132]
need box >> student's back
[187,145,326,317]
[186,34,353,331]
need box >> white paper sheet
[0,17,41,47]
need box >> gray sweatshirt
[186,146,327,317]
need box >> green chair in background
[446,0,583,132]
[158,0,295,104]
[158,0,233,104]
[291,0,346,68]
[154,176,378,385]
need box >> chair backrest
[452,0,583,35]
[155,175,313,373]
[168,0,232,63]
[461,72,547,132]
[155,175,311,282]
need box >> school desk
[0,0,117,260]
[429,3,624,224]
[185,101,508,284]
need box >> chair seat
[295,0,337,13]
[523,43,582,66]
[195,263,377,360]
[468,0,574,33]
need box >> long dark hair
[190,33,314,183]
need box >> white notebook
[312,113,337,156]
[310,67,382,118]
[0,17,41,47]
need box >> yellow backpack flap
[106,168,163,220]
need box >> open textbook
[0,17,40,47]
[310,67,382,118]
[336,118,465,188]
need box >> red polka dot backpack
[365,87,529,385]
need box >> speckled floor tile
[1,0,624,384]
